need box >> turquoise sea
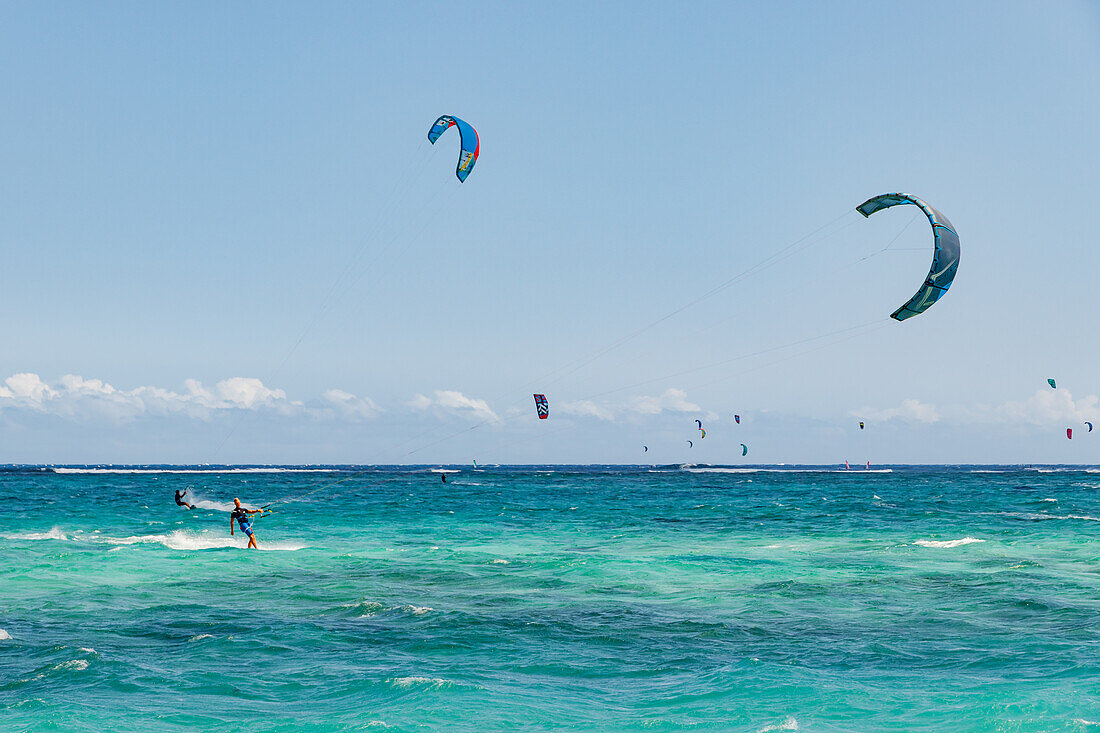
[2,465,1099,731]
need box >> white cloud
[322,388,380,419]
[408,390,498,421]
[0,372,373,423]
[856,398,941,424]
[969,388,1099,427]
[408,393,433,410]
[3,373,56,404]
[631,388,702,416]
[559,400,615,421]
[212,377,286,408]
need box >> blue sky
[1,1,1098,464]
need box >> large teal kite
[857,193,960,321]
[427,115,479,182]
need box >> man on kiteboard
[230,497,262,549]
[174,488,193,510]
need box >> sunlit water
[2,465,1099,731]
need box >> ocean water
[2,465,1100,732]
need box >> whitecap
[0,629,12,640]
[404,606,433,615]
[390,676,453,689]
[757,716,799,732]
[0,527,69,541]
[97,530,305,551]
[187,634,214,642]
[51,467,335,474]
[53,660,88,671]
[491,559,510,564]
[914,537,984,548]
[685,467,891,474]
[190,499,260,513]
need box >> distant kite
[859,421,865,430]
[699,428,707,439]
[643,446,648,452]
[1048,379,1057,389]
[734,415,741,424]
[427,115,479,182]
[687,440,694,448]
[856,193,960,321]
[1087,422,1094,433]
[1067,428,1073,440]
[533,394,549,419]
[695,420,703,429]
[741,443,748,456]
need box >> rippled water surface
[2,465,1100,731]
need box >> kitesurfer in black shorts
[174,488,193,510]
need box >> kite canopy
[1087,422,1094,433]
[533,394,549,419]
[740,443,748,456]
[1067,428,1073,440]
[857,193,960,321]
[1048,379,1057,389]
[687,440,694,448]
[427,115,479,182]
[699,428,707,439]
[859,421,865,430]
[734,414,740,424]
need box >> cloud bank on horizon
[4,374,1095,464]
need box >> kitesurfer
[441,473,447,483]
[230,498,261,549]
[174,488,193,510]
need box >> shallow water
[2,465,1099,731]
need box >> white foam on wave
[51,467,336,474]
[0,629,12,640]
[403,605,433,616]
[429,469,460,474]
[390,676,454,689]
[190,499,259,513]
[491,559,510,564]
[0,527,70,541]
[53,660,88,672]
[101,530,306,551]
[970,470,1005,474]
[188,634,214,642]
[757,717,799,732]
[685,467,892,474]
[914,537,984,548]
